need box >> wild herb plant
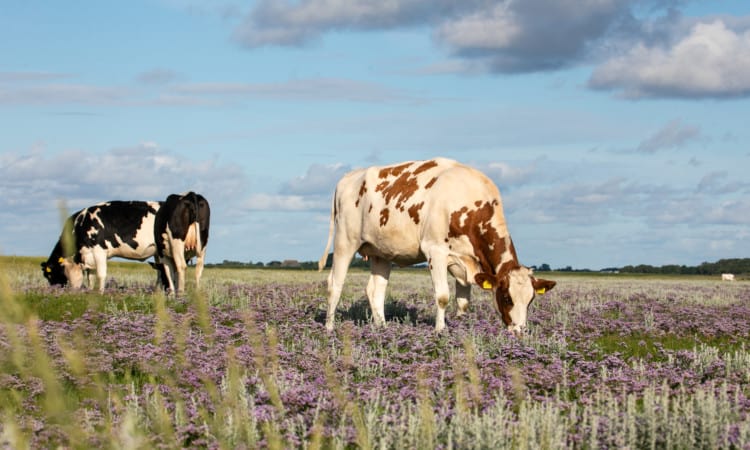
[1,259,749,448]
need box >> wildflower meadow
[1,256,749,449]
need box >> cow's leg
[194,249,205,289]
[326,242,357,331]
[427,250,451,331]
[455,281,471,316]
[93,248,108,293]
[162,257,177,294]
[366,256,391,327]
[170,241,188,293]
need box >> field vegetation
[1,255,749,449]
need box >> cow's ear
[475,273,495,290]
[532,277,556,295]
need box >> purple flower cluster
[1,277,749,448]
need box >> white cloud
[234,0,630,73]
[280,163,351,195]
[0,84,129,106]
[171,78,419,103]
[696,171,750,195]
[436,0,627,72]
[0,71,72,82]
[228,1,750,100]
[436,3,521,51]
[634,119,701,153]
[0,74,415,108]
[0,144,246,215]
[0,143,258,260]
[136,68,181,85]
[503,166,750,254]
[590,20,750,99]
[484,160,540,189]
[243,193,328,211]
[232,0,470,47]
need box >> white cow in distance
[721,273,735,281]
[319,157,556,334]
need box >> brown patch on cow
[378,162,411,179]
[374,161,438,212]
[474,201,482,207]
[375,170,420,212]
[494,277,514,326]
[498,259,519,276]
[355,181,367,207]
[448,201,514,276]
[407,201,424,224]
[379,208,390,226]
[368,205,373,213]
[425,177,437,189]
[413,159,438,175]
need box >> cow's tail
[318,192,336,272]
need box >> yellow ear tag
[536,288,546,295]
[46,267,52,273]
[482,280,493,290]
[58,257,65,264]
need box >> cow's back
[74,201,161,260]
[335,158,507,265]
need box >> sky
[1,0,749,271]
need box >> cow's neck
[492,235,519,277]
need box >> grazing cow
[722,273,735,281]
[319,158,556,334]
[154,192,210,293]
[41,201,162,292]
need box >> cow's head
[475,266,556,335]
[40,257,83,288]
[41,256,68,286]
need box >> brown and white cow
[319,158,555,333]
[154,192,210,294]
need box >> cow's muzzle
[507,324,526,338]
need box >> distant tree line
[617,258,750,275]
[206,255,371,270]
[208,257,749,275]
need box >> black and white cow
[154,192,210,293]
[41,201,162,292]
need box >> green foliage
[620,258,750,275]
[2,256,750,448]
[593,333,745,361]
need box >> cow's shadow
[315,297,432,327]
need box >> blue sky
[1,0,749,270]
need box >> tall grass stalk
[2,263,750,448]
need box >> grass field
[1,256,749,449]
